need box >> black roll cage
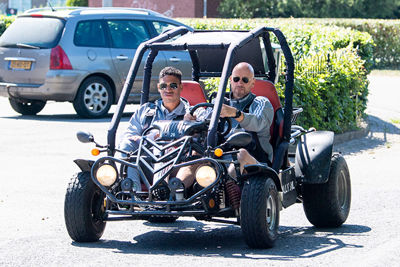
[107,26,294,157]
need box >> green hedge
[0,16,373,132]
[289,48,369,132]
[180,18,372,132]
[1,15,397,68]
[181,17,400,69]
[218,0,400,19]
[312,18,400,69]
[0,15,15,36]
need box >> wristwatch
[233,109,242,118]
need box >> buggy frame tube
[141,49,159,105]
[207,27,278,147]
[107,26,191,155]
[262,32,277,83]
[272,28,294,142]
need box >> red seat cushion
[181,81,207,106]
[252,79,281,112]
[252,79,283,143]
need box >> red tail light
[50,45,72,70]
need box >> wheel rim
[338,169,348,210]
[266,194,277,231]
[84,82,109,113]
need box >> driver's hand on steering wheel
[221,104,244,122]
[128,135,141,142]
[184,112,196,121]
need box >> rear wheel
[302,153,351,227]
[64,172,106,242]
[9,98,46,115]
[240,176,279,248]
[73,76,113,118]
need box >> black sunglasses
[158,82,179,90]
[232,76,250,83]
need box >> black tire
[147,216,179,223]
[240,177,280,248]
[302,153,351,227]
[64,172,106,242]
[9,98,46,115]
[73,76,113,118]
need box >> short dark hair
[159,66,182,83]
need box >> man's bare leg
[228,148,258,177]
[175,165,197,189]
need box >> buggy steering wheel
[190,103,232,136]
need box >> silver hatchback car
[0,7,192,118]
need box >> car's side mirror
[76,131,94,143]
[225,132,252,147]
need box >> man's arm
[239,97,274,132]
[121,105,146,141]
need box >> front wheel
[64,172,106,242]
[240,177,280,248]
[302,153,351,227]
[73,76,113,118]
[9,98,46,115]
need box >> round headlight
[195,165,217,188]
[96,164,117,186]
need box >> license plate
[10,60,32,70]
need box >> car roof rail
[24,6,84,14]
[25,6,161,18]
[75,8,152,16]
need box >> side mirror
[225,132,252,147]
[76,131,94,143]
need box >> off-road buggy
[64,26,351,248]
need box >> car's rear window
[0,16,65,49]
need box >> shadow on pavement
[334,114,400,156]
[0,112,134,123]
[72,220,370,261]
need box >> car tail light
[50,45,72,70]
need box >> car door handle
[169,57,181,62]
[116,55,128,60]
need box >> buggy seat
[181,81,207,106]
[252,79,285,170]
[181,79,286,170]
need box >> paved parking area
[0,72,399,266]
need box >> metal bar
[141,50,158,105]
[107,26,191,155]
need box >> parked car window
[152,21,178,35]
[74,20,106,47]
[0,17,64,48]
[106,20,150,49]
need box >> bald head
[232,62,254,76]
[230,62,255,99]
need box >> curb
[333,119,370,145]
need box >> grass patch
[370,70,400,76]
[390,118,400,124]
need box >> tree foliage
[218,0,400,19]
[66,0,88,7]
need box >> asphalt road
[0,73,399,266]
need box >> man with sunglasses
[118,66,191,191]
[192,62,274,174]
[223,62,274,173]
